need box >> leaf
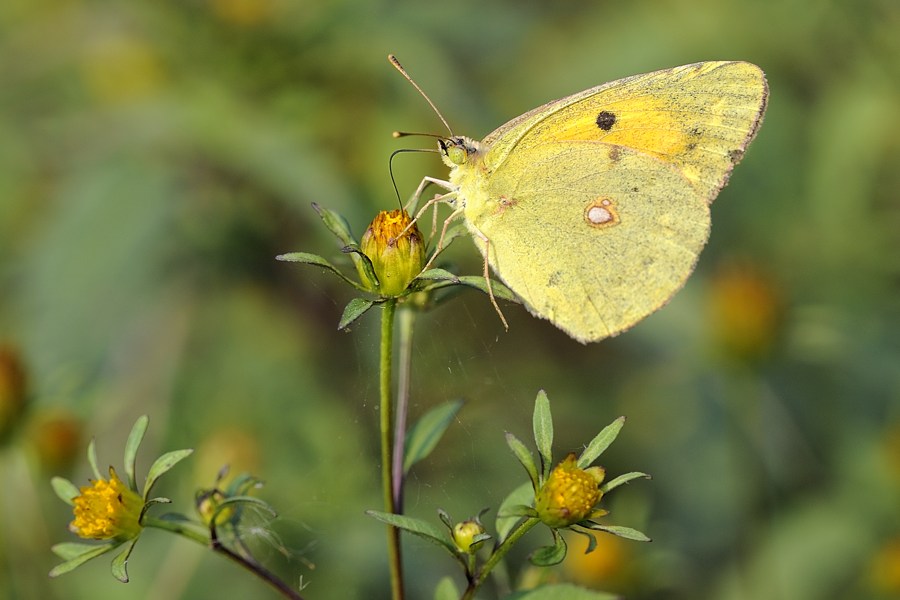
[124,415,149,491]
[583,522,652,542]
[577,417,625,469]
[403,399,464,473]
[454,276,519,303]
[52,542,115,560]
[505,432,539,492]
[529,529,567,566]
[312,202,358,246]
[365,510,456,555]
[276,252,365,290]
[503,583,618,600]
[51,476,80,505]
[496,481,535,542]
[338,297,376,331]
[600,471,651,494]
[433,576,460,600]
[49,542,119,578]
[532,390,553,479]
[217,495,278,518]
[110,537,139,583]
[143,449,193,500]
[87,438,101,481]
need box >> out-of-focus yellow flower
[210,0,277,26]
[535,454,605,528]
[358,209,425,297]
[81,35,164,105]
[70,467,143,541]
[708,262,783,361]
[868,537,900,594]
[0,344,28,440]
[563,531,632,590]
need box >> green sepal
[504,583,618,599]
[505,432,539,492]
[143,449,193,501]
[139,497,171,522]
[577,417,625,469]
[338,297,377,331]
[124,415,149,491]
[110,537,139,583]
[49,542,119,577]
[437,508,453,529]
[529,528,567,566]
[276,252,368,292]
[51,476,80,505]
[342,244,380,290]
[433,576,460,600]
[87,438,101,481]
[404,399,464,473]
[581,522,651,542]
[600,471,651,494]
[496,481,535,542]
[570,527,598,554]
[532,390,553,480]
[312,202,358,247]
[365,510,456,556]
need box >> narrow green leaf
[529,530,567,566]
[276,252,365,290]
[143,449,193,500]
[124,415,149,491]
[312,202,358,246]
[496,481,535,542]
[532,390,553,479]
[584,523,652,542]
[433,576,460,600]
[365,510,456,555]
[404,399,464,473]
[51,477,80,505]
[110,537,139,583]
[571,527,598,554]
[338,297,376,331]
[577,417,625,469]
[49,542,118,577]
[505,432,539,491]
[52,542,114,561]
[414,268,459,282]
[504,583,618,599]
[87,438,101,480]
[454,276,519,303]
[600,471,651,494]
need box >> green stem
[380,299,404,600]
[461,517,540,600]
[392,306,416,510]
[144,516,303,600]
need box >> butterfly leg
[421,200,464,271]
[404,176,456,214]
[469,225,509,332]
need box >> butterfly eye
[446,143,468,165]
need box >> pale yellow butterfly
[392,56,768,343]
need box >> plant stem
[380,299,404,600]
[392,306,416,511]
[144,516,304,600]
[461,517,540,600]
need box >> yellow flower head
[70,467,143,541]
[358,210,425,296]
[535,453,605,528]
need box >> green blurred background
[1,0,899,598]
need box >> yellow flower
[358,210,425,297]
[70,467,144,541]
[535,454,605,528]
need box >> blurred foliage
[1,0,899,598]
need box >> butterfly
[392,56,768,343]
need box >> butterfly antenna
[389,54,454,136]
[389,147,438,208]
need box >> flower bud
[452,519,487,554]
[535,453,605,528]
[0,344,28,440]
[358,210,425,297]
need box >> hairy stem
[461,517,540,600]
[380,299,404,600]
[392,306,416,511]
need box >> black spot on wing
[596,111,616,131]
